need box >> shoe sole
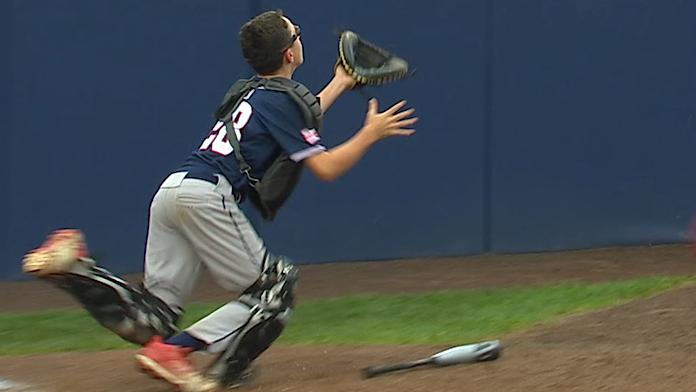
[135,354,218,392]
[22,230,86,277]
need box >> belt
[184,171,219,185]
[183,171,245,203]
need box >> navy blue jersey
[178,82,326,197]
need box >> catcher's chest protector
[215,77,323,132]
[214,77,322,220]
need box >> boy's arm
[316,65,356,113]
[305,99,417,182]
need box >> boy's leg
[22,229,181,345]
[152,176,298,388]
[22,183,203,346]
[142,180,204,313]
[199,253,298,387]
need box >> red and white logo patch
[301,128,321,145]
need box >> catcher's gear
[206,254,298,386]
[214,77,322,221]
[338,30,410,86]
[25,229,180,345]
[49,271,181,345]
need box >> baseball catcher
[23,12,416,392]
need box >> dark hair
[239,10,294,75]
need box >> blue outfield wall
[2,0,696,280]
[489,0,696,252]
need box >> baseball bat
[362,340,502,378]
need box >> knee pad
[48,273,180,345]
[206,254,298,385]
[240,254,299,312]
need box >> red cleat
[135,336,219,392]
[22,229,90,277]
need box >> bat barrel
[431,340,503,366]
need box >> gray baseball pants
[144,171,265,352]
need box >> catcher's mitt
[338,30,410,86]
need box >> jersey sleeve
[256,90,326,162]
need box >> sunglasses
[281,24,301,52]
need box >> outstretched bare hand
[361,99,418,141]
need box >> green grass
[0,276,691,356]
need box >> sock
[165,332,208,351]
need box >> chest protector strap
[214,77,323,221]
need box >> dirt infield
[2,244,696,391]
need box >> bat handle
[363,358,433,378]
